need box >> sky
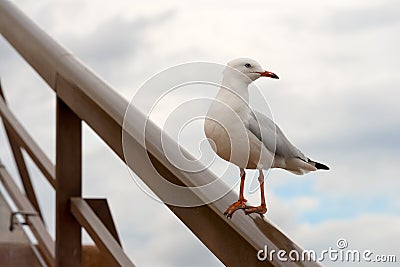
[1,0,400,266]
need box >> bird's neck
[207,77,251,122]
[217,77,250,104]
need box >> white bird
[204,58,329,218]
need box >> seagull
[204,58,329,218]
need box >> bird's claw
[224,199,247,219]
[244,205,267,218]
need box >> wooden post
[55,97,82,267]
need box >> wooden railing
[0,0,321,266]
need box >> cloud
[60,10,176,90]
[323,1,400,34]
[64,11,175,67]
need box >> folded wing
[248,111,307,161]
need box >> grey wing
[248,111,307,161]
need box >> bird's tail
[307,158,330,170]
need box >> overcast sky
[1,0,400,266]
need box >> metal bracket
[9,211,38,231]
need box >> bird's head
[224,58,279,84]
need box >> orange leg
[245,170,267,217]
[224,168,247,218]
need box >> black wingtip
[315,162,330,170]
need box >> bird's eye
[245,63,252,68]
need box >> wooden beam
[0,164,54,266]
[71,198,134,267]
[0,82,43,219]
[0,96,55,188]
[85,199,121,246]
